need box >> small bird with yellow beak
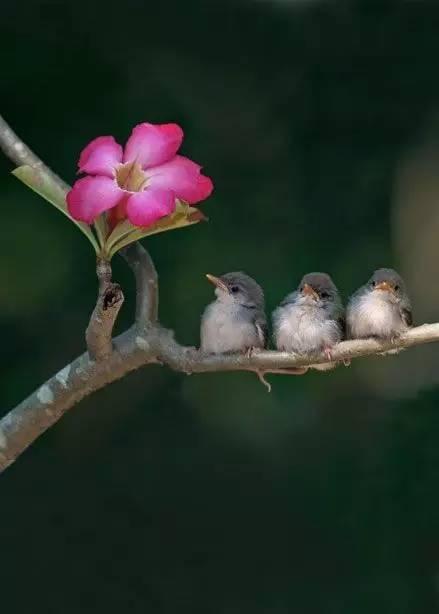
[346,268,412,342]
[272,272,344,370]
[200,271,267,354]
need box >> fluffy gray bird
[346,268,412,343]
[272,272,344,370]
[200,271,267,354]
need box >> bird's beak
[206,274,229,293]
[302,283,319,301]
[375,281,393,293]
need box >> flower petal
[147,155,214,204]
[78,136,123,177]
[67,176,124,224]
[123,123,183,169]
[126,188,176,227]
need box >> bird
[346,268,412,347]
[200,271,267,354]
[272,272,345,370]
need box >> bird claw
[323,346,333,362]
[246,346,262,359]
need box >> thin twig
[256,371,272,392]
[0,115,69,191]
[153,323,439,373]
[120,243,158,325]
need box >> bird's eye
[320,291,329,299]
[230,285,240,294]
[394,284,400,291]
[371,280,376,287]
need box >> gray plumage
[346,268,413,343]
[272,272,344,370]
[200,272,267,354]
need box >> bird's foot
[390,334,402,345]
[310,346,337,371]
[179,346,199,374]
[246,346,262,359]
[379,335,403,356]
[323,346,334,362]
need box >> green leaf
[105,219,138,255]
[12,165,99,253]
[93,215,109,249]
[107,200,207,258]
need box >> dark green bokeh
[2,0,439,611]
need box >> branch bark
[0,329,156,471]
[121,243,158,326]
[2,322,439,471]
[85,259,124,360]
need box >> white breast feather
[201,302,261,353]
[274,304,340,354]
[348,292,406,339]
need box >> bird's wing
[400,294,413,327]
[401,307,413,327]
[254,315,268,348]
[279,291,297,308]
[327,300,346,339]
[347,285,367,308]
[337,313,347,338]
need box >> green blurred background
[2,0,439,611]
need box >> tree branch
[0,115,69,192]
[152,322,439,372]
[85,258,124,360]
[2,322,439,471]
[121,243,158,326]
[0,328,157,472]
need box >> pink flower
[66,123,213,228]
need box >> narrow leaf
[107,200,207,258]
[105,219,138,254]
[93,215,109,249]
[12,165,99,253]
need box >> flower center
[115,161,148,192]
